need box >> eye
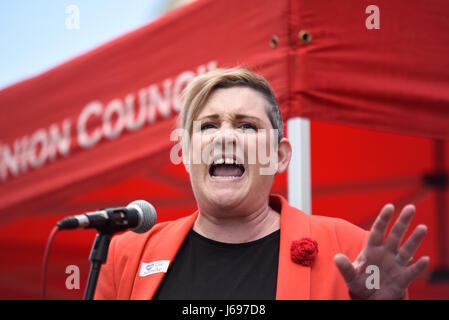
[201,123,217,131]
[239,123,257,131]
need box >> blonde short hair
[179,67,283,142]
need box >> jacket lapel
[274,195,311,300]
[130,212,198,300]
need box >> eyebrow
[197,114,220,121]
[197,114,263,124]
[234,115,263,123]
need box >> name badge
[139,260,170,277]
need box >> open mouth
[209,158,245,178]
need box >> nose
[212,126,237,153]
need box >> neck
[192,201,280,243]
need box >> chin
[213,189,244,205]
[205,189,248,214]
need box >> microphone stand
[84,231,113,300]
[83,207,133,300]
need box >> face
[185,86,291,217]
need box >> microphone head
[127,200,157,233]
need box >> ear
[183,162,191,174]
[180,138,191,174]
[276,137,292,174]
[182,151,191,174]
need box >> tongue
[212,165,243,177]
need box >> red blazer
[94,195,370,300]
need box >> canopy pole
[434,140,448,268]
[429,139,449,283]
[287,117,312,214]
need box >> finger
[402,256,430,287]
[397,224,428,262]
[366,204,395,247]
[334,254,356,285]
[384,204,416,252]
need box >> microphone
[56,200,157,233]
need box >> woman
[95,67,429,300]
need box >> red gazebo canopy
[0,0,448,299]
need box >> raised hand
[334,204,429,299]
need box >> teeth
[213,158,225,165]
[212,158,241,165]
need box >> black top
[153,229,280,300]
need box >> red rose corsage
[290,238,319,267]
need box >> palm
[334,204,429,300]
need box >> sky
[0,0,166,90]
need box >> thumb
[334,253,356,284]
